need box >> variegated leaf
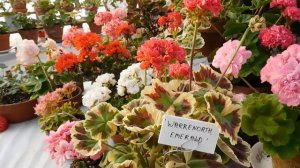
[71,121,102,156]
[130,132,154,145]
[123,105,163,133]
[168,80,200,92]
[84,102,119,140]
[165,159,225,168]
[217,136,251,167]
[122,99,150,112]
[194,65,232,90]
[113,160,138,168]
[204,91,242,144]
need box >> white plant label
[158,115,219,154]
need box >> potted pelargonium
[0,22,10,51]
[57,0,79,12]
[33,0,55,16]
[42,9,68,43]
[13,13,39,43]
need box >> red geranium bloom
[55,53,78,74]
[73,33,102,62]
[136,38,186,76]
[183,0,223,16]
[169,63,190,80]
[102,40,130,58]
[115,23,135,38]
[158,12,182,32]
[158,16,167,26]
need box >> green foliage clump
[42,9,68,26]
[241,93,300,159]
[0,22,9,34]
[13,13,38,30]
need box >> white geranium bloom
[82,86,112,107]
[16,39,39,65]
[117,63,155,96]
[95,73,116,86]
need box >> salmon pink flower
[158,12,183,31]
[111,8,127,20]
[270,0,297,9]
[94,11,112,26]
[283,7,300,21]
[183,0,223,16]
[169,63,190,80]
[62,26,84,47]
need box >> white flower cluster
[82,73,116,108]
[117,63,155,96]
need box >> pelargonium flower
[117,63,155,96]
[101,40,130,58]
[16,39,39,65]
[45,121,83,166]
[283,7,300,21]
[82,86,112,107]
[111,8,127,20]
[183,0,223,16]
[136,38,186,76]
[55,53,78,74]
[94,73,117,87]
[212,40,252,77]
[270,0,297,9]
[58,81,77,99]
[261,44,300,106]
[94,11,112,26]
[34,92,62,116]
[169,63,190,80]
[158,12,183,31]
[259,25,296,49]
[102,19,129,39]
[115,23,135,38]
[62,26,84,47]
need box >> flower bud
[249,15,266,32]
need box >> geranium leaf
[84,102,119,139]
[217,136,251,167]
[204,91,242,144]
[122,99,150,112]
[194,65,232,90]
[123,105,163,133]
[71,121,102,156]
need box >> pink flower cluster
[270,0,297,9]
[94,8,129,39]
[259,25,296,49]
[34,82,77,116]
[212,40,252,77]
[62,26,84,47]
[45,121,83,166]
[169,63,190,80]
[136,38,186,76]
[183,0,223,16]
[283,7,300,21]
[261,44,300,106]
[158,12,183,32]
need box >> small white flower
[95,73,116,86]
[82,86,112,107]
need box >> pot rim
[0,98,37,107]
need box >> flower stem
[149,145,163,168]
[102,142,127,154]
[240,76,259,93]
[189,21,199,91]
[144,69,147,86]
[275,15,283,25]
[214,27,250,89]
[37,55,54,91]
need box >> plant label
[158,115,219,154]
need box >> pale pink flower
[43,38,58,50]
[62,26,84,47]
[34,92,62,116]
[259,25,296,49]
[16,39,39,65]
[45,121,84,166]
[111,8,127,20]
[283,7,300,21]
[102,19,129,39]
[212,40,252,77]
[261,44,300,106]
[169,63,190,80]
[232,93,246,103]
[94,11,112,26]
[59,82,77,99]
[270,0,297,9]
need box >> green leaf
[71,121,102,156]
[223,20,247,37]
[84,102,119,140]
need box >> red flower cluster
[169,63,190,80]
[158,12,183,31]
[101,40,130,58]
[73,33,102,62]
[115,23,135,38]
[270,0,297,9]
[259,25,296,49]
[55,53,78,74]
[183,0,223,16]
[136,38,186,76]
[283,7,300,21]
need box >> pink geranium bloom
[232,93,246,103]
[259,25,296,49]
[183,0,223,16]
[111,8,127,20]
[34,92,62,116]
[62,26,84,47]
[270,0,297,9]
[94,11,112,26]
[212,40,252,77]
[283,7,300,21]
[261,44,300,106]
[102,19,129,39]
[169,63,190,80]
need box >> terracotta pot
[198,21,225,60]
[11,1,27,13]
[34,7,48,16]
[59,86,83,107]
[18,29,39,43]
[233,85,271,95]
[63,6,75,12]
[85,6,98,13]
[44,25,64,43]
[88,22,101,34]
[0,34,10,51]
[272,155,300,168]
[0,99,37,123]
